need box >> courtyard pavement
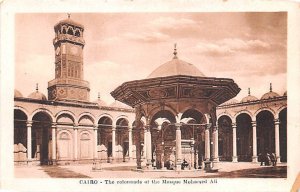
[14,161,287,178]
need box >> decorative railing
[48,78,90,88]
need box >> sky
[15,12,287,104]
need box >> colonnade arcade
[13,107,140,165]
[134,105,214,170]
[217,108,287,163]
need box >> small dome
[220,98,238,106]
[109,100,131,109]
[147,58,205,78]
[241,95,258,103]
[283,91,287,96]
[261,91,280,100]
[28,91,47,101]
[14,89,23,98]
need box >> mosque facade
[13,17,287,168]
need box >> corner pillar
[26,121,32,163]
[251,121,258,163]
[175,123,182,170]
[213,125,219,162]
[51,123,57,164]
[128,126,133,160]
[232,123,238,162]
[204,124,210,161]
[274,119,281,163]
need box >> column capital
[274,119,280,125]
[51,123,57,128]
[73,123,79,127]
[112,127,116,131]
[231,123,237,128]
[174,123,181,129]
[251,121,257,126]
[213,125,218,131]
[128,126,132,132]
[26,121,33,126]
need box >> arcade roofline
[14,97,134,113]
[217,95,287,109]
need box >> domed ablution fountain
[111,45,240,170]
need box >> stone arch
[276,106,287,119]
[30,108,55,122]
[74,29,81,37]
[254,107,276,118]
[78,112,96,125]
[55,110,77,123]
[62,26,67,34]
[14,106,30,118]
[217,112,234,123]
[115,116,129,126]
[181,108,204,124]
[148,105,177,121]
[97,113,114,124]
[234,110,254,122]
[218,115,233,161]
[236,113,253,162]
[256,110,275,156]
[14,108,28,161]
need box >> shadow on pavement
[40,165,90,178]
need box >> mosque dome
[240,88,258,103]
[147,45,205,78]
[261,91,280,100]
[14,89,23,98]
[261,83,280,100]
[220,98,239,106]
[109,100,131,109]
[28,84,47,100]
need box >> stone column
[175,123,182,170]
[128,126,133,160]
[232,123,238,162]
[94,126,98,159]
[213,125,219,162]
[74,124,78,161]
[134,105,143,169]
[26,121,32,163]
[274,119,281,163]
[204,125,210,161]
[146,126,152,168]
[112,127,116,161]
[251,121,258,163]
[143,128,147,159]
[51,123,57,163]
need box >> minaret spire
[67,13,71,19]
[270,83,272,92]
[36,83,39,92]
[98,92,100,100]
[248,88,250,96]
[173,43,178,59]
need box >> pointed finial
[270,83,272,92]
[248,88,251,96]
[98,92,100,100]
[173,43,178,59]
[67,13,71,19]
[36,83,39,92]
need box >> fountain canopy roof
[111,47,240,107]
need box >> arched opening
[57,131,72,160]
[116,118,129,162]
[79,132,92,159]
[67,27,74,35]
[217,115,232,161]
[62,27,66,34]
[75,29,80,37]
[98,116,112,161]
[279,108,287,162]
[14,109,28,162]
[32,111,52,165]
[236,113,252,162]
[256,110,275,157]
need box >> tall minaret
[48,14,90,102]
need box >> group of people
[259,152,277,166]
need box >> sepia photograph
[1,1,300,191]
[13,12,287,178]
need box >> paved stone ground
[14,162,287,178]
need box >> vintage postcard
[0,0,300,191]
